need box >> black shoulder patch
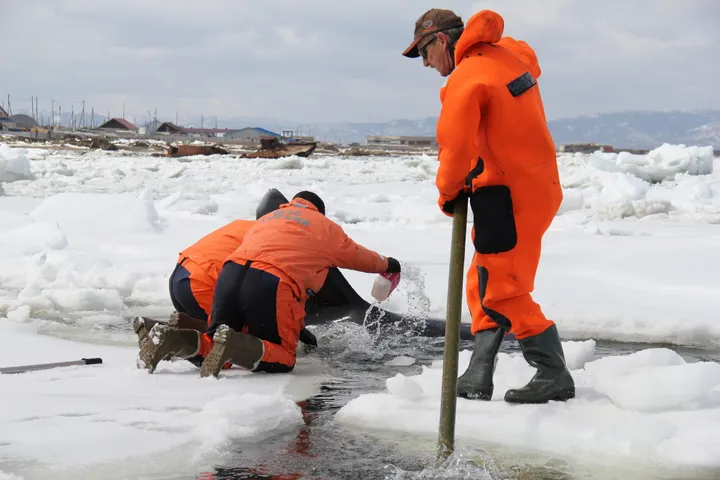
[507,72,536,97]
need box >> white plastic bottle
[371,272,401,302]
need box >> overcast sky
[2,0,718,126]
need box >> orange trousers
[205,261,304,372]
[465,184,556,340]
[169,258,215,324]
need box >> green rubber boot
[504,324,575,404]
[457,327,505,400]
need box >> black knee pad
[470,185,518,254]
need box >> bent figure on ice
[138,191,401,377]
[402,9,574,404]
[134,188,318,372]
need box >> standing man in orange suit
[402,8,574,404]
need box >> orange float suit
[433,10,562,341]
[203,192,398,374]
[170,220,255,323]
[403,9,574,403]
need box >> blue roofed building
[222,127,281,145]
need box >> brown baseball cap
[402,8,464,58]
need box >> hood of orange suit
[454,10,504,59]
[454,10,541,78]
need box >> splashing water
[309,261,440,363]
[314,322,388,363]
[385,451,496,479]
[384,446,583,480]
[396,261,433,322]
[362,261,434,343]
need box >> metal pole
[0,357,102,375]
[436,195,468,465]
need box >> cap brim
[402,37,421,58]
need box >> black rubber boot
[199,325,265,378]
[457,327,505,400]
[137,324,201,374]
[504,324,575,404]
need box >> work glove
[299,327,317,348]
[439,191,468,217]
[371,257,401,302]
[385,257,401,273]
[303,288,319,315]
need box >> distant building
[182,128,233,138]
[366,135,437,147]
[98,118,139,133]
[281,130,315,143]
[223,127,282,145]
[0,106,9,130]
[156,122,186,134]
[558,143,614,153]
[8,114,38,130]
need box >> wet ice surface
[204,326,720,480]
[2,143,720,479]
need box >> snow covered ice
[0,141,719,478]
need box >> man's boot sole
[137,324,199,374]
[199,325,263,378]
[133,316,178,363]
[504,386,576,404]
[457,389,493,401]
[132,316,167,346]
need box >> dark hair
[444,26,464,63]
[293,191,325,215]
[444,26,464,46]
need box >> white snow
[586,143,714,183]
[0,320,322,480]
[558,143,717,221]
[0,145,34,184]
[0,142,719,478]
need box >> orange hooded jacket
[435,10,562,215]
[225,198,390,302]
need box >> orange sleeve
[435,77,487,208]
[326,221,389,273]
